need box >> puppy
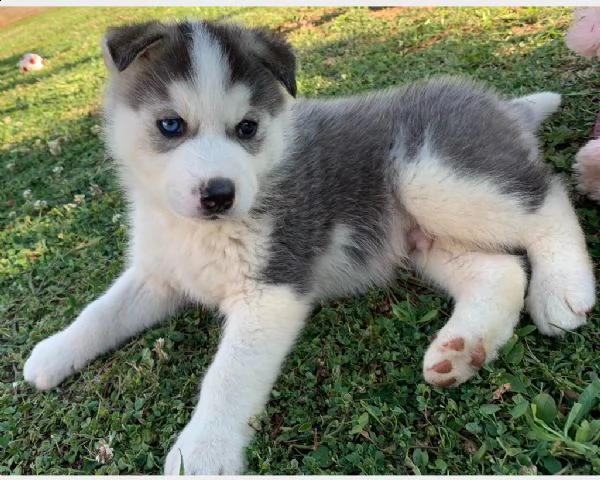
[24,19,596,474]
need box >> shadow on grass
[273,8,347,34]
[296,13,574,96]
[0,53,25,78]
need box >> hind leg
[521,178,596,336]
[412,242,527,387]
[400,159,595,338]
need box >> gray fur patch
[393,78,551,209]
[255,99,399,294]
[256,78,551,293]
[202,22,295,114]
[105,21,194,110]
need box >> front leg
[164,284,311,475]
[24,267,181,390]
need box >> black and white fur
[23,19,596,474]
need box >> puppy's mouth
[203,212,227,221]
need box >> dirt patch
[0,7,51,29]
[510,22,545,36]
[274,8,344,34]
[367,6,434,18]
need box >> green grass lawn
[1,6,599,475]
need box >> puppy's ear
[102,21,165,73]
[248,28,297,98]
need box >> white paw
[164,424,246,475]
[423,329,490,387]
[24,332,81,390]
[527,263,596,336]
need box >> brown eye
[236,120,258,139]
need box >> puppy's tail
[507,92,562,133]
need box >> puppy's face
[102,20,296,220]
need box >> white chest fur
[129,204,269,307]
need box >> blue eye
[157,118,185,137]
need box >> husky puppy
[24,19,595,474]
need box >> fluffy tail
[507,92,562,133]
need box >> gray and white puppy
[24,19,596,474]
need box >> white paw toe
[527,266,596,336]
[23,333,80,390]
[164,428,246,475]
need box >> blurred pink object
[566,7,600,58]
[574,139,600,202]
[18,53,46,73]
[566,8,600,202]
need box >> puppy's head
[102,19,296,220]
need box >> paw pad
[442,338,464,351]
[469,341,486,368]
[424,335,488,388]
[430,359,452,374]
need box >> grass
[1,6,600,475]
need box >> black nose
[200,178,235,214]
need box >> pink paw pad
[424,336,487,388]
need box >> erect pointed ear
[102,21,166,73]
[248,28,297,98]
